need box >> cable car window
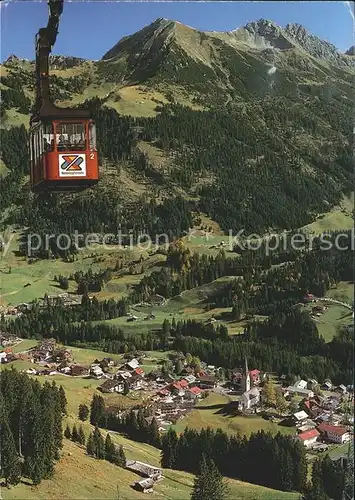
[34,128,39,165]
[29,133,34,163]
[89,122,97,151]
[38,126,44,157]
[43,123,54,152]
[56,122,86,151]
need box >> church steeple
[244,356,251,392]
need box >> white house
[295,380,308,390]
[91,365,104,378]
[60,366,71,374]
[287,386,314,398]
[297,429,320,448]
[318,424,351,444]
[293,410,309,423]
[184,375,196,384]
[99,379,124,394]
[323,381,332,391]
[125,358,140,370]
[335,384,347,395]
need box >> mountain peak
[4,54,29,66]
[238,18,353,68]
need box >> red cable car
[29,0,99,193]
[30,116,99,193]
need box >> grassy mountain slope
[2,436,300,500]
[0,18,354,234]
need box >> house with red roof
[296,429,320,448]
[249,369,261,385]
[158,388,170,397]
[303,293,315,303]
[134,367,145,377]
[317,423,351,444]
[179,379,189,389]
[169,379,189,396]
[185,386,203,401]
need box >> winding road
[317,297,353,310]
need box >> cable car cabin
[29,119,99,193]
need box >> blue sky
[1,1,354,62]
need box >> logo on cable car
[59,154,86,177]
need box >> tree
[160,320,170,350]
[161,428,178,468]
[105,433,116,463]
[321,455,345,500]
[291,440,308,492]
[304,483,329,500]
[275,389,288,415]
[279,449,294,491]
[71,424,80,443]
[167,240,191,272]
[86,433,95,457]
[175,359,184,375]
[58,386,67,414]
[59,276,69,290]
[64,424,72,440]
[191,356,201,375]
[148,417,161,448]
[123,379,130,396]
[162,360,173,376]
[78,404,89,421]
[191,455,229,500]
[289,399,300,414]
[262,381,276,408]
[90,394,105,427]
[92,426,105,459]
[1,420,21,486]
[78,425,86,446]
[117,445,126,468]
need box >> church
[238,357,261,412]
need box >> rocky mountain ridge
[101,18,354,71]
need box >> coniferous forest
[0,369,66,486]
[0,93,353,242]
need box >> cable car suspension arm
[32,0,64,122]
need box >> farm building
[335,384,347,395]
[317,424,351,444]
[286,386,314,398]
[99,379,124,394]
[296,429,320,448]
[125,460,162,480]
[198,375,217,389]
[133,478,155,493]
[70,365,89,376]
